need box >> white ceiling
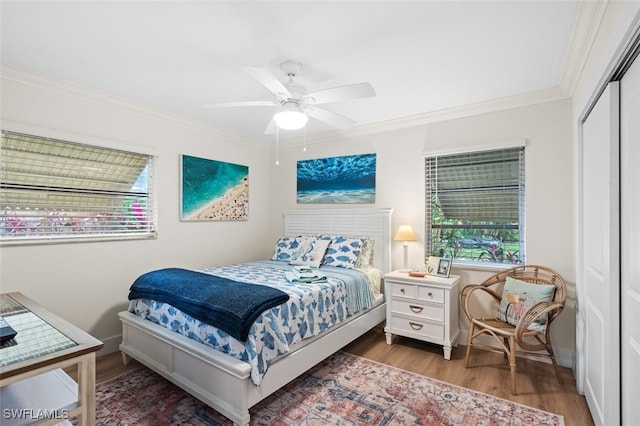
[1,1,583,144]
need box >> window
[425,146,525,265]
[1,130,156,244]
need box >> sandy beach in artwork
[189,177,249,221]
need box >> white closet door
[621,54,640,426]
[580,81,620,426]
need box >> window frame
[424,142,526,268]
[1,130,157,246]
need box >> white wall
[0,69,273,353]
[269,98,576,365]
[0,70,578,365]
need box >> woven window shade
[432,149,522,221]
[425,147,525,264]
[1,131,155,243]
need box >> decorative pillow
[290,238,331,268]
[322,236,365,269]
[355,238,375,268]
[496,276,556,331]
[271,236,315,262]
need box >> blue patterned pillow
[322,236,365,269]
[271,236,314,262]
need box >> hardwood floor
[343,325,593,426]
[86,325,593,425]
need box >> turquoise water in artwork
[181,155,248,217]
[297,153,376,204]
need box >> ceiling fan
[203,60,376,134]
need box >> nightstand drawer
[389,316,444,341]
[417,286,444,304]
[391,300,444,322]
[391,282,417,298]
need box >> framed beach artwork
[180,154,249,221]
[296,153,376,204]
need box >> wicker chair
[460,265,566,395]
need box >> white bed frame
[119,208,392,425]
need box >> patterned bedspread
[128,260,376,386]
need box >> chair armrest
[460,284,502,322]
[515,300,564,350]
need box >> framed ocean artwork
[297,153,376,204]
[180,154,249,221]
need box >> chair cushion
[496,276,556,331]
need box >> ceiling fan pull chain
[275,126,280,166]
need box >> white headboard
[283,208,393,273]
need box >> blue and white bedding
[128,260,377,386]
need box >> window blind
[425,147,525,265]
[1,131,156,244]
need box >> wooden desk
[0,292,103,425]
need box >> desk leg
[78,353,97,426]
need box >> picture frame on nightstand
[426,256,451,278]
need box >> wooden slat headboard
[283,208,393,273]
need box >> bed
[118,208,392,426]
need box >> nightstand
[383,270,460,360]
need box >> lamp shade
[394,225,417,241]
[273,103,308,130]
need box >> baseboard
[102,329,576,371]
[97,334,122,357]
[457,330,575,370]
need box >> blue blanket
[128,268,289,341]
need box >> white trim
[277,87,568,150]
[458,329,574,369]
[1,119,161,156]
[0,65,266,150]
[560,0,609,95]
[422,138,526,158]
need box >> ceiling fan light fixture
[273,103,308,130]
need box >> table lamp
[394,225,417,272]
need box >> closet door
[621,54,640,426]
[580,81,620,426]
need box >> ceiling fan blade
[202,100,279,108]
[264,118,277,135]
[242,65,291,99]
[304,105,356,129]
[304,82,375,105]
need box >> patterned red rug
[88,351,564,425]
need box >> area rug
[87,351,564,425]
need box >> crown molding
[0,65,268,150]
[279,85,571,150]
[560,0,609,95]
[1,65,571,153]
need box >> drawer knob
[409,322,424,330]
[400,288,406,294]
[409,305,423,313]
[428,292,433,297]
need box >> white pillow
[290,238,331,268]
